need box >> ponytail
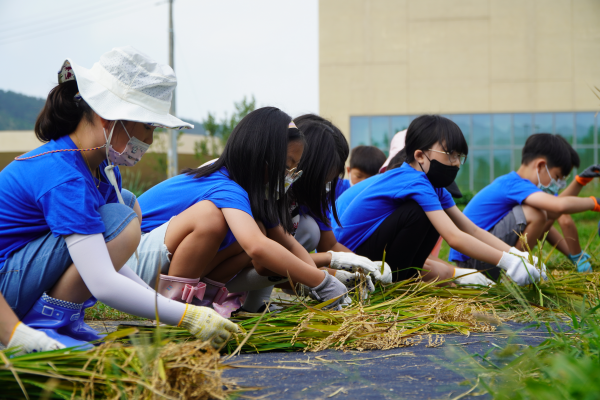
[34,80,95,142]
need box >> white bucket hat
[58,46,193,130]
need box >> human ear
[414,149,425,163]
[346,166,350,175]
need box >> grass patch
[85,301,145,321]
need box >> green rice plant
[447,282,600,400]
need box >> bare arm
[559,179,584,197]
[222,208,323,287]
[523,192,594,214]
[267,225,317,267]
[445,206,511,252]
[0,292,19,346]
[426,209,504,265]
[308,230,352,267]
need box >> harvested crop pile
[0,329,242,400]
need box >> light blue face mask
[537,164,567,195]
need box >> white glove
[327,251,378,274]
[7,322,65,356]
[179,304,240,348]
[333,270,375,299]
[370,261,393,284]
[453,268,495,287]
[497,252,545,286]
[509,247,548,279]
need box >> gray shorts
[125,219,173,288]
[456,204,526,280]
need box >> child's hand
[453,268,495,287]
[308,270,348,310]
[576,164,600,185]
[179,305,239,348]
[370,261,393,284]
[327,251,377,274]
[497,252,546,286]
[7,322,65,356]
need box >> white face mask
[104,121,150,167]
[537,164,567,195]
[264,168,303,200]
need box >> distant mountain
[0,89,205,134]
[0,90,45,130]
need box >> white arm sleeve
[65,234,185,326]
[118,264,153,290]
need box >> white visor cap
[58,46,193,130]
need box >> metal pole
[167,0,178,177]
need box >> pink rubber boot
[157,275,206,304]
[195,277,229,308]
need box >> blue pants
[0,190,137,319]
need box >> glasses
[428,149,467,165]
[285,167,303,182]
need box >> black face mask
[419,156,459,188]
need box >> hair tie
[73,91,82,107]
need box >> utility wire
[0,0,164,46]
[0,0,134,33]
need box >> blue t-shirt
[332,162,455,251]
[296,179,352,232]
[449,171,540,262]
[0,136,122,270]
[335,179,351,199]
[139,167,252,250]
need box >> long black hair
[404,115,468,164]
[291,114,349,227]
[35,80,95,142]
[183,107,304,233]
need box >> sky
[0,0,319,124]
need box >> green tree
[195,95,256,158]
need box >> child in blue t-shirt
[333,115,548,286]
[128,108,348,315]
[343,145,387,190]
[229,115,393,311]
[449,133,600,278]
[0,47,238,352]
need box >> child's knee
[558,213,574,228]
[522,204,547,225]
[189,203,229,238]
[98,203,140,243]
[120,189,137,209]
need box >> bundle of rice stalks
[126,278,501,354]
[0,328,241,400]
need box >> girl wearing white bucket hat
[0,46,238,352]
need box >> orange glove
[576,175,594,185]
[590,196,600,212]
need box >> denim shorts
[0,189,138,319]
[125,219,172,288]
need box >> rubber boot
[57,297,105,342]
[158,274,206,303]
[194,277,229,308]
[22,295,93,351]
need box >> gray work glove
[578,164,600,178]
[309,270,348,311]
